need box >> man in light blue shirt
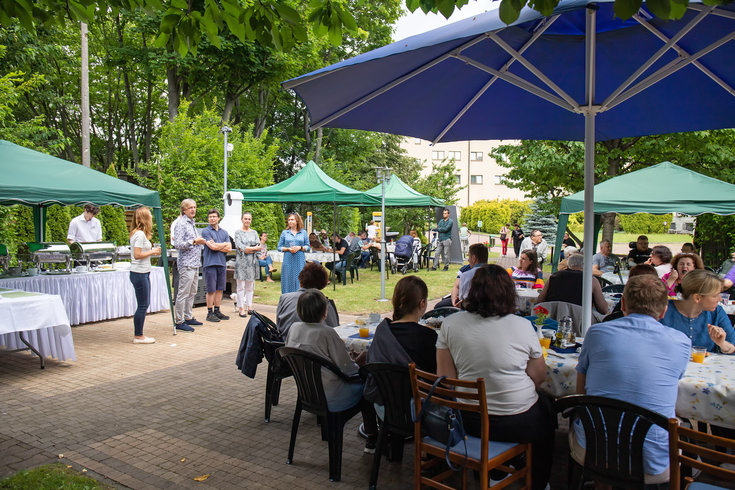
[574,274,691,483]
[457,243,489,305]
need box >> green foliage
[694,214,735,266]
[460,199,531,234]
[136,100,282,244]
[618,213,673,234]
[44,205,75,242]
[0,205,33,263]
[96,164,131,245]
[523,200,558,244]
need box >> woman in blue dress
[277,212,310,294]
[660,269,735,354]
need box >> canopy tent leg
[32,205,46,242]
[581,5,598,334]
[332,203,338,291]
[552,214,569,273]
[153,207,177,335]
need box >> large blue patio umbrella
[283,0,735,331]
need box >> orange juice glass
[359,326,370,338]
[539,337,551,349]
[691,346,706,363]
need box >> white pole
[581,6,597,334]
[379,171,388,301]
[221,126,232,196]
[81,22,90,168]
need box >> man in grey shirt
[592,239,616,276]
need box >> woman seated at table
[535,253,608,314]
[285,289,378,451]
[662,252,704,296]
[507,249,544,289]
[276,262,339,339]
[436,264,555,490]
[660,269,735,354]
[367,276,437,372]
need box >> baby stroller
[393,234,420,274]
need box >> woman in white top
[436,264,555,490]
[129,207,161,344]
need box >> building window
[448,151,461,161]
[431,150,445,160]
[455,174,461,184]
[470,175,483,185]
[494,175,503,185]
[470,151,483,161]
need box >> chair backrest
[535,301,586,334]
[601,284,625,293]
[669,418,735,489]
[421,307,460,320]
[359,363,413,437]
[251,310,281,342]
[278,347,351,415]
[409,363,488,438]
[555,394,670,489]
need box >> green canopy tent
[364,174,445,207]
[0,140,176,330]
[553,161,735,269]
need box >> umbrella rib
[629,12,735,98]
[600,6,714,111]
[688,3,735,20]
[307,35,488,131]
[606,29,735,110]
[454,54,577,112]
[486,30,578,108]
[432,15,561,144]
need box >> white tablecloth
[543,352,735,429]
[268,250,339,264]
[516,289,540,315]
[335,323,377,353]
[0,267,169,325]
[0,289,76,362]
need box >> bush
[618,213,672,234]
[460,199,530,234]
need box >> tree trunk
[314,127,323,163]
[166,65,180,122]
[253,88,269,138]
[116,16,139,171]
[144,79,153,163]
[600,212,616,244]
[222,92,236,123]
[600,139,624,246]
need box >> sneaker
[214,310,230,320]
[185,318,203,326]
[430,267,437,271]
[357,422,369,439]
[206,311,220,322]
[364,435,377,454]
[175,323,195,332]
[443,266,449,271]
[133,336,156,344]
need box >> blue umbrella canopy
[284,0,735,144]
[283,0,735,330]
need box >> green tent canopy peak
[364,174,444,207]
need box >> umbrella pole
[581,6,598,334]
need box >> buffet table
[0,288,75,367]
[0,266,169,325]
[543,352,735,429]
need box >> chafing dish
[70,241,117,267]
[20,242,73,271]
[115,245,131,261]
[0,244,9,272]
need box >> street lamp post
[375,166,392,302]
[221,125,232,196]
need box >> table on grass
[267,250,337,264]
[0,266,169,325]
[0,288,75,368]
[543,352,735,429]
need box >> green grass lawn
[0,464,111,489]
[252,264,462,315]
[569,232,693,244]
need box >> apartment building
[400,137,527,208]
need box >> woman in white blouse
[129,207,161,344]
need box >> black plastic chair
[555,394,670,490]
[251,310,291,423]
[359,363,414,490]
[278,347,363,482]
[369,247,391,277]
[601,284,625,293]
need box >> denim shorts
[204,265,226,292]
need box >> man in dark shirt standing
[511,223,525,258]
[627,235,652,266]
[431,209,453,271]
[202,209,232,323]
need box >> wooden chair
[556,394,669,489]
[278,347,364,482]
[360,363,414,490]
[669,419,735,489]
[409,364,531,489]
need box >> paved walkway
[1,302,572,489]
